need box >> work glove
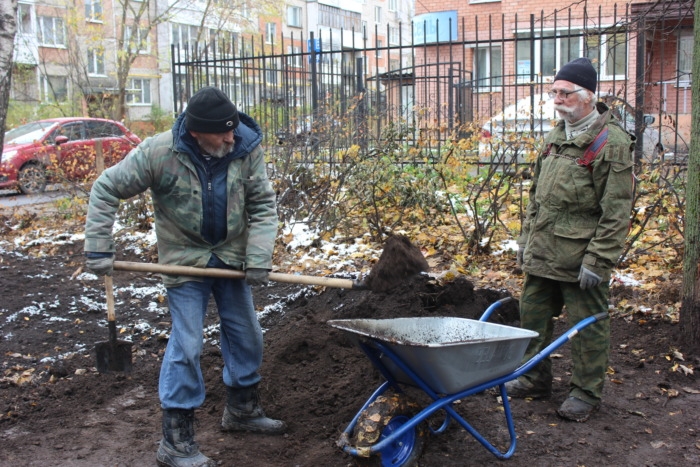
[516,247,524,267]
[245,268,270,287]
[86,254,115,276]
[578,266,602,290]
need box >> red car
[1,117,141,194]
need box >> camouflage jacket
[517,102,634,282]
[84,113,277,287]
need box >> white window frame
[374,6,382,23]
[125,26,150,54]
[287,6,302,28]
[474,45,502,91]
[85,0,103,22]
[265,23,276,44]
[265,68,278,85]
[126,78,151,105]
[678,30,693,84]
[171,23,200,48]
[515,26,627,83]
[389,27,400,46]
[40,75,68,102]
[287,45,302,68]
[376,39,383,58]
[585,30,627,81]
[38,16,66,47]
[87,48,105,75]
[388,0,398,11]
[18,3,33,35]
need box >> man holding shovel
[84,86,285,467]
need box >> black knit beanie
[554,57,597,93]
[185,87,239,133]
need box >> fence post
[356,57,368,151]
[310,31,319,115]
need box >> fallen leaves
[1,367,36,385]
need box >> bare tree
[0,0,19,157]
[113,0,278,120]
[680,0,700,353]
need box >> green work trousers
[519,274,610,405]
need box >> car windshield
[4,121,57,145]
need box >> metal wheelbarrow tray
[329,298,609,466]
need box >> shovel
[114,261,365,289]
[113,234,429,293]
[95,275,133,373]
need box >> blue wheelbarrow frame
[333,298,609,464]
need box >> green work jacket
[518,102,634,283]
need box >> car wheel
[18,163,47,194]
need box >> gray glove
[86,255,114,276]
[578,266,602,290]
[245,268,270,286]
[516,247,524,267]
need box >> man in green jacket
[507,58,634,422]
[84,87,285,466]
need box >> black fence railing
[171,2,692,165]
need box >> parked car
[479,94,689,166]
[1,117,141,194]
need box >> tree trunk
[0,0,18,156]
[680,0,700,354]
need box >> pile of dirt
[362,234,430,293]
[1,244,699,466]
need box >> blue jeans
[159,256,263,410]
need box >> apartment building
[411,0,693,146]
[10,0,414,123]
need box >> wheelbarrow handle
[513,312,610,379]
[479,297,514,322]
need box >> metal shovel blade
[95,276,133,373]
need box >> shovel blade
[95,340,133,373]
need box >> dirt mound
[362,234,430,293]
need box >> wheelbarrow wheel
[352,392,428,467]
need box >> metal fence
[171,2,692,164]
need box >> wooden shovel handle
[113,261,359,290]
[104,275,116,322]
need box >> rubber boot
[156,409,216,467]
[221,385,287,434]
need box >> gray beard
[199,142,233,158]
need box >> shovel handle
[113,261,358,290]
[104,275,116,322]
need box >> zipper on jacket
[205,165,214,242]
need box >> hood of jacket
[171,110,264,160]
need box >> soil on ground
[1,238,699,467]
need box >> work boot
[504,377,552,399]
[557,396,599,422]
[221,384,287,434]
[157,409,216,467]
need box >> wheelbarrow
[328,298,609,467]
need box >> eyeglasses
[547,89,584,100]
